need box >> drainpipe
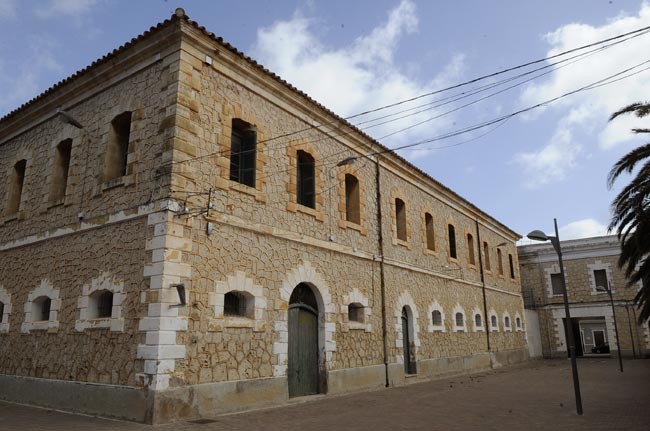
[374,155,390,387]
[475,220,491,352]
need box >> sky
[1,0,649,241]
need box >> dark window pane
[40,298,51,321]
[97,291,113,318]
[345,174,360,224]
[396,199,407,241]
[475,314,482,327]
[594,269,608,291]
[224,291,250,317]
[448,224,456,259]
[551,273,564,295]
[432,310,442,326]
[509,254,515,279]
[297,150,315,208]
[348,303,364,323]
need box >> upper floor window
[7,159,26,214]
[348,303,365,323]
[224,290,254,319]
[483,242,491,271]
[509,254,515,279]
[467,233,476,265]
[424,213,435,251]
[50,139,72,202]
[105,111,132,181]
[593,269,608,291]
[0,302,4,323]
[550,273,564,296]
[297,150,315,208]
[345,174,360,224]
[230,118,256,187]
[497,248,504,276]
[448,224,457,259]
[395,198,407,241]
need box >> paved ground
[1,359,648,430]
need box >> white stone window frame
[587,261,613,296]
[209,270,266,331]
[21,279,60,333]
[75,272,125,332]
[514,312,523,332]
[0,285,12,333]
[452,304,467,333]
[341,288,372,332]
[544,264,566,298]
[472,306,484,332]
[394,290,421,365]
[503,311,512,332]
[427,300,445,332]
[488,308,499,332]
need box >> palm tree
[607,101,650,322]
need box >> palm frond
[609,101,650,120]
[606,142,650,188]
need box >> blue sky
[1,0,649,240]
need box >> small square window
[348,303,364,323]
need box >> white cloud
[558,218,609,240]
[250,0,464,152]
[520,3,650,150]
[35,0,98,18]
[513,114,583,188]
[0,0,16,19]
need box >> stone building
[518,235,650,359]
[0,9,527,424]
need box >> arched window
[395,198,407,241]
[448,224,457,259]
[297,150,315,208]
[491,315,498,330]
[432,310,442,326]
[224,291,254,318]
[516,317,522,329]
[89,290,113,319]
[455,312,464,329]
[424,213,435,251]
[345,174,360,224]
[467,233,475,265]
[348,303,364,323]
[33,296,51,322]
[475,313,482,327]
[504,316,511,328]
[105,111,132,181]
[509,254,516,279]
[483,242,490,271]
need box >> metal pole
[553,218,583,415]
[607,280,623,372]
[375,156,390,387]
[624,305,637,358]
[475,220,491,351]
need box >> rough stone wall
[0,217,148,385]
[166,31,527,387]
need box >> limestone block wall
[0,217,148,385]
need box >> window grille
[224,291,249,317]
[230,119,257,187]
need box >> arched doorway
[288,283,320,397]
[402,306,417,374]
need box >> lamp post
[595,281,623,372]
[527,218,583,415]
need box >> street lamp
[527,218,583,416]
[595,281,623,372]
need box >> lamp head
[336,156,357,167]
[527,230,549,242]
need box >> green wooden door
[288,304,319,397]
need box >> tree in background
[607,101,650,322]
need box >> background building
[519,235,650,359]
[0,10,527,424]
